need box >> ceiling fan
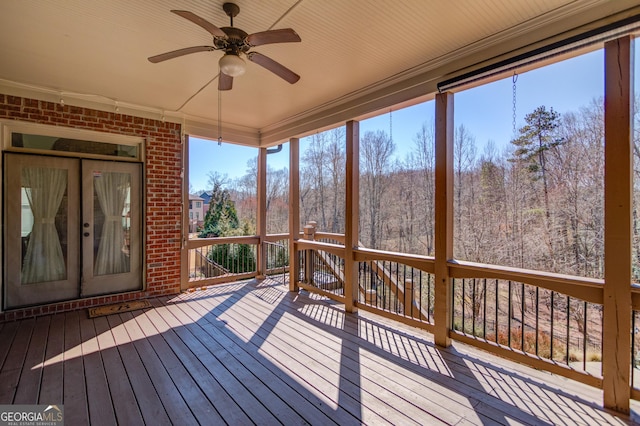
[148,2,301,90]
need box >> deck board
[0,321,18,373]
[132,307,224,423]
[0,318,34,403]
[105,313,171,425]
[160,297,310,425]
[79,312,117,426]
[14,315,50,404]
[149,298,280,425]
[62,311,89,426]
[192,282,553,425]
[217,290,476,424]
[173,294,343,425]
[38,314,65,405]
[144,302,251,424]
[184,289,446,425]
[118,311,199,426]
[0,278,637,425]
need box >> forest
[196,96,640,282]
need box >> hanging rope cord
[218,87,223,145]
[512,72,518,135]
[389,108,393,143]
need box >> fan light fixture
[148,3,301,90]
[219,54,246,77]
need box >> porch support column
[256,147,267,279]
[289,137,300,292]
[344,120,360,313]
[180,133,190,290]
[603,35,634,413]
[434,92,454,347]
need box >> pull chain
[217,83,222,146]
[389,108,393,142]
[512,72,518,135]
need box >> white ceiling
[0,0,638,146]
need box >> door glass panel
[5,153,79,309]
[21,166,68,283]
[81,159,141,297]
[93,171,131,276]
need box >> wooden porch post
[603,35,634,413]
[434,92,454,347]
[344,120,360,313]
[180,133,190,290]
[256,147,267,279]
[289,137,300,291]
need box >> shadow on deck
[0,278,637,425]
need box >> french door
[4,153,142,308]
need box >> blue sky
[190,46,635,192]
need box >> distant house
[199,191,212,214]
[189,194,205,233]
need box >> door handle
[83,232,90,237]
[83,223,90,228]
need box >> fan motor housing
[216,27,250,53]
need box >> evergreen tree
[199,178,256,273]
[510,105,564,269]
[510,105,563,178]
[199,179,239,238]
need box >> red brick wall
[0,94,183,321]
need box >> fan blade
[148,46,215,63]
[248,52,300,84]
[218,72,233,91]
[246,29,301,46]
[171,10,226,38]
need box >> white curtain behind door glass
[94,171,130,275]
[22,167,67,284]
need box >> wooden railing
[289,222,624,392]
[185,225,640,398]
[449,261,605,388]
[187,235,259,285]
[187,234,293,286]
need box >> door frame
[0,119,146,311]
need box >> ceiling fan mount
[148,2,301,90]
[222,2,240,20]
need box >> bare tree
[409,122,436,255]
[360,130,395,248]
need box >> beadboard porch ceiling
[0,0,638,146]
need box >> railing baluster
[583,301,588,371]
[536,287,540,355]
[495,279,499,344]
[426,273,431,322]
[551,291,555,362]
[451,278,456,330]
[632,311,636,388]
[472,278,476,336]
[462,278,466,333]
[521,282,525,351]
[566,295,570,365]
[483,278,487,339]
[508,280,512,348]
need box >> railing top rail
[264,240,286,248]
[296,239,346,257]
[265,233,289,242]
[449,259,604,304]
[314,232,346,243]
[354,247,435,273]
[187,235,260,249]
[449,259,603,287]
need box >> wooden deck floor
[0,278,638,425]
